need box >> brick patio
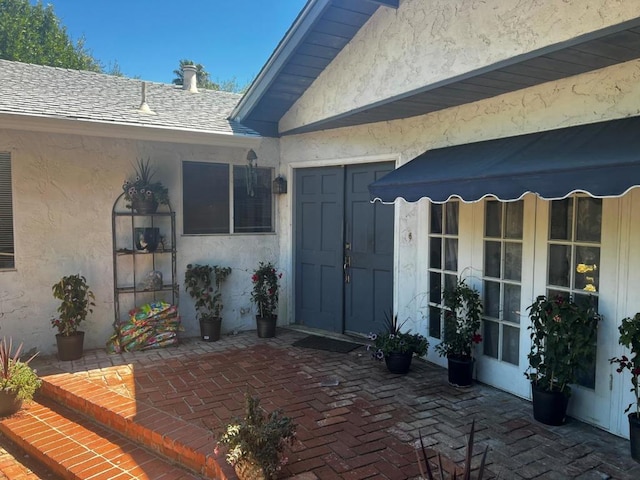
[0,327,638,479]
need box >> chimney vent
[182,65,198,93]
[138,82,155,114]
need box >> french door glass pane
[505,201,524,239]
[484,241,501,278]
[483,320,499,358]
[485,201,502,237]
[576,197,602,242]
[445,202,459,235]
[445,274,458,293]
[574,246,600,292]
[548,244,571,287]
[504,242,522,281]
[549,198,573,240]
[484,280,500,319]
[444,238,458,271]
[430,204,443,234]
[429,272,442,304]
[429,306,442,339]
[430,237,442,269]
[502,324,520,365]
[503,283,521,324]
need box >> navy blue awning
[369,116,640,203]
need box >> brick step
[32,372,233,480]
[0,396,207,480]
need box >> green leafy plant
[416,420,488,480]
[122,157,169,207]
[184,264,232,319]
[525,294,601,395]
[0,337,41,402]
[609,312,640,417]
[251,262,281,318]
[367,312,429,359]
[51,274,95,336]
[435,279,483,359]
[216,393,296,479]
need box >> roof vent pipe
[182,64,198,93]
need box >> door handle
[344,255,351,283]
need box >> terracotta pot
[0,390,22,417]
[256,315,277,338]
[132,197,159,214]
[199,317,222,342]
[55,331,84,361]
[384,351,413,374]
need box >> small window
[183,161,273,234]
[0,152,14,269]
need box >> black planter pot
[385,352,413,374]
[0,390,22,417]
[199,317,222,342]
[132,197,159,214]
[630,413,640,462]
[531,383,569,426]
[256,315,277,338]
[55,331,84,361]
[447,356,474,387]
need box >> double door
[294,163,394,334]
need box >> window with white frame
[482,200,524,365]
[182,161,273,234]
[547,195,601,389]
[0,153,14,269]
[428,201,459,339]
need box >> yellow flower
[583,283,597,292]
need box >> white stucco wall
[0,130,282,356]
[280,0,640,132]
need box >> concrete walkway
[8,327,640,479]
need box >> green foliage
[217,393,296,479]
[122,158,169,207]
[184,264,232,320]
[367,312,429,359]
[609,312,640,416]
[251,262,281,318]
[525,294,601,395]
[417,420,488,480]
[435,279,483,359]
[0,0,101,71]
[51,274,95,336]
[0,337,41,402]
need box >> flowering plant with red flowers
[251,262,281,319]
[435,279,483,360]
[609,313,640,416]
[525,294,601,396]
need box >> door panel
[295,167,344,332]
[294,163,394,335]
[344,164,394,334]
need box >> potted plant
[122,157,170,213]
[0,337,41,417]
[215,392,296,480]
[367,312,429,374]
[434,278,483,387]
[525,294,601,426]
[51,274,95,361]
[251,262,281,338]
[184,263,232,342]
[609,312,640,461]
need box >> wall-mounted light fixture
[272,175,287,194]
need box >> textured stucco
[0,130,281,356]
[280,0,640,132]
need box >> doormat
[292,335,362,353]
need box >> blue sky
[42,0,308,86]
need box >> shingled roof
[0,59,259,138]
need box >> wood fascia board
[0,113,262,148]
[361,0,398,7]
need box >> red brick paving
[0,328,637,479]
